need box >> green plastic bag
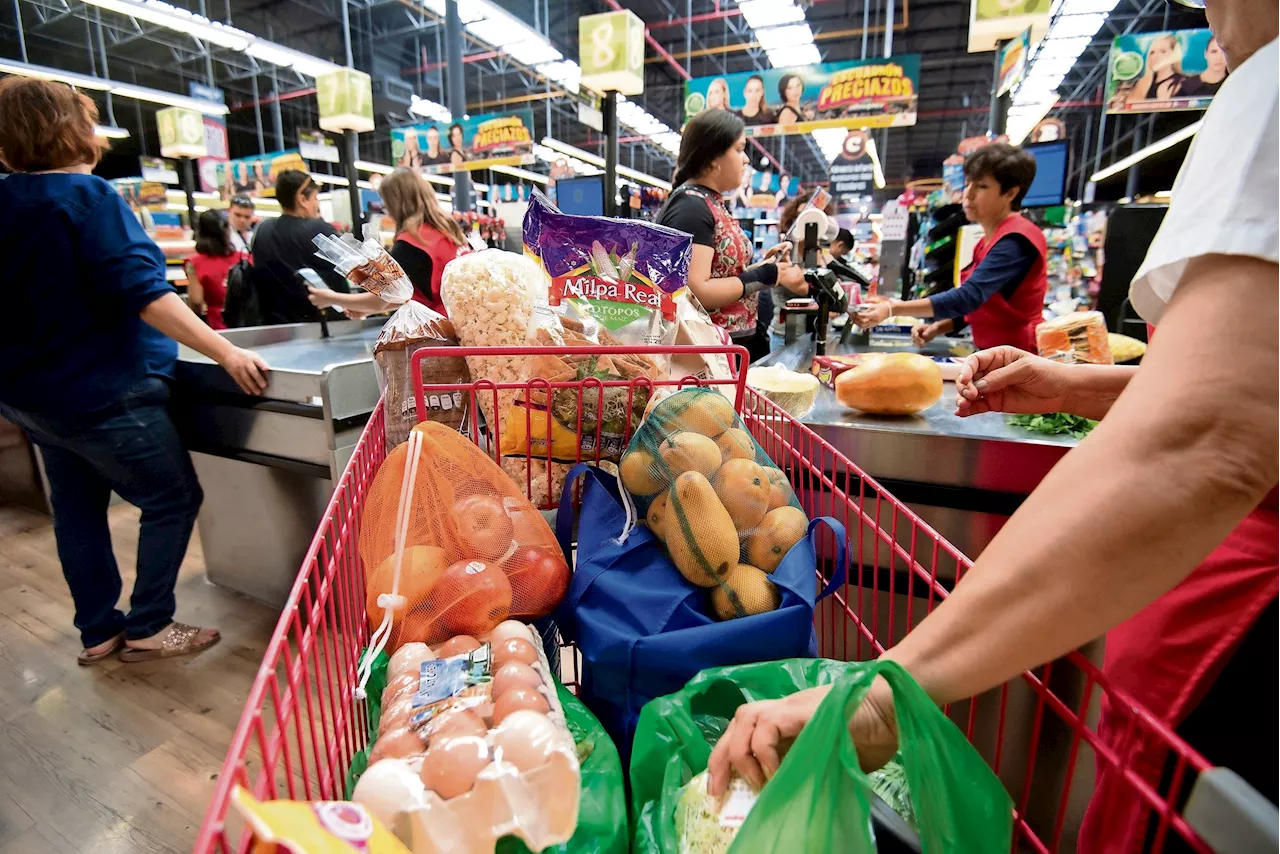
[630,658,1012,854]
[345,646,628,854]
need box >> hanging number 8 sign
[579,9,646,95]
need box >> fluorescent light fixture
[507,40,563,66]
[314,174,348,186]
[466,18,526,47]
[767,44,820,66]
[95,124,131,139]
[0,59,113,90]
[82,0,252,49]
[355,160,394,174]
[289,54,344,77]
[490,164,549,184]
[409,94,452,121]
[1043,12,1106,39]
[421,172,456,187]
[536,60,581,93]
[754,23,814,51]
[1090,120,1202,182]
[618,164,672,190]
[737,0,806,29]
[246,41,300,68]
[1006,95,1058,144]
[110,83,230,115]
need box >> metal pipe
[861,0,870,58]
[91,10,119,126]
[884,0,894,57]
[12,0,27,62]
[1124,131,1142,198]
[445,0,472,211]
[251,74,265,154]
[603,90,618,215]
[270,70,284,150]
[1076,112,1092,201]
[198,0,215,86]
[340,0,354,68]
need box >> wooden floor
[0,504,278,854]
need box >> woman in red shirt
[309,168,467,317]
[184,210,245,330]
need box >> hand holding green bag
[631,658,1012,853]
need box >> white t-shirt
[1129,38,1279,325]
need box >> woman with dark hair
[0,78,269,665]
[310,168,467,317]
[184,210,245,330]
[657,110,806,355]
[775,73,811,125]
[447,123,468,168]
[737,74,776,126]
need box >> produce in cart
[348,622,593,854]
[357,420,569,652]
[618,388,808,620]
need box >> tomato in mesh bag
[618,388,809,621]
[359,421,570,649]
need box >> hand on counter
[219,347,270,396]
[955,346,1071,417]
[911,320,945,347]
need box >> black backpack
[221,257,262,328]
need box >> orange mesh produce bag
[358,421,570,657]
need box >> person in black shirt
[249,170,349,324]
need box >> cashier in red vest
[852,142,1047,350]
[308,167,467,317]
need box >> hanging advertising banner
[299,129,341,163]
[1028,117,1066,143]
[215,150,309,200]
[997,27,1031,96]
[1106,28,1227,114]
[197,115,229,193]
[111,178,169,213]
[140,156,179,185]
[828,130,879,211]
[390,110,536,175]
[968,0,1049,53]
[682,56,921,135]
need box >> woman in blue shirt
[0,79,269,664]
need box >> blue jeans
[0,377,203,647]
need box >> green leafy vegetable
[1008,412,1098,439]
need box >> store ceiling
[0,0,1207,189]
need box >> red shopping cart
[194,344,1221,853]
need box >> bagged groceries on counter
[357,421,570,657]
[1036,311,1114,365]
[552,448,846,761]
[345,623,628,854]
[631,659,1013,854]
[374,302,471,452]
[313,225,415,305]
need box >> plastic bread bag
[671,290,738,409]
[1035,310,1114,365]
[313,225,414,305]
[618,387,808,619]
[374,301,471,452]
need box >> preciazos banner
[683,56,920,135]
[391,110,536,174]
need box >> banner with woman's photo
[391,110,536,174]
[1106,28,1228,114]
[682,56,921,136]
[215,150,308,200]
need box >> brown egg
[437,635,481,658]
[420,735,490,799]
[387,642,436,683]
[381,673,421,708]
[489,710,562,773]
[425,708,487,745]
[492,686,549,725]
[492,661,542,698]
[492,637,539,668]
[369,727,425,765]
[379,698,418,734]
[484,620,532,647]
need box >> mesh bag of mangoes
[618,388,808,620]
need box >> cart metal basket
[194,344,1228,854]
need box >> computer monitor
[555,175,605,216]
[1022,140,1069,208]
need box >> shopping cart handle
[1183,767,1278,854]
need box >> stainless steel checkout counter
[173,319,385,607]
[760,333,1100,849]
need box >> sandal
[119,622,221,663]
[78,632,124,665]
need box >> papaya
[654,388,735,438]
[715,427,755,464]
[658,432,722,479]
[763,466,794,511]
[666,471,739,588]
[710,562,780,620]
[620,448,666,496]
[745,506,808,572]
[646,491,670,542]
[711,458,771,532]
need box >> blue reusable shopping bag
[552,462,846,763]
